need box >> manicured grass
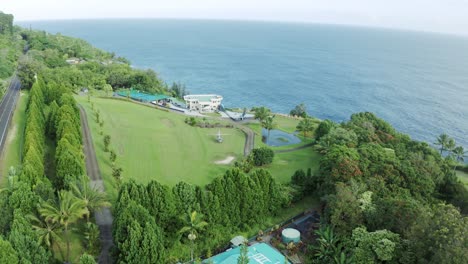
[77,96,246,198]
[0,91,29,187]
[266,147,321,183]
[456,170,468,189]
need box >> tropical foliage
[301,112,468,263]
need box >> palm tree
[39,190,88,263]
[253,106,271,122]
[296,117,314,137]
[178,211,208,263]
[446,138,456,157]
[28,214,64,260]
[262,115,277,142]
[435,133,450,154]
[70,176,110,222]
[452,146,467,173]
[315,137,333,154]
[311,226,341,262]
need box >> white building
[183,94,223,112]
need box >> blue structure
[205,243,290,264]
[117,90,170,103]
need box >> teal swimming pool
[116,90,170,102]
[205,243,290,264]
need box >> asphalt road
[79,105,114,264]
[0,75,21,156]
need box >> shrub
[251,147,274,166]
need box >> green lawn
[456,170,468,189]
[77,96,246,198]
[266,147,321,183]
[0,91,29,187]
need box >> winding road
[0,75,21,158]
[79,105,113,264]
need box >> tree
[251,147,275,166]
[79,253,97,264]
[179,211,208,263]
[290,103,308,118]
[103,83,113,96]
[237,243,249,264]
[408,203,468,264]
[315,119,335,140]
[446,138,456,157]
[70,176,110,222]
[435,133,450,155]
[252,106,271,122]
[28,214,64,260]
[110,150,117,166]
[310,226,345,264]
[39,190,88,263]
[452,146,466,172]
[261,115,277,141]
[327,183,363,236]
[84,222,100,256]
[112,167,123,188]
[0,237,18,263]
[113,201,166,264]
[351,227,400,263]
[296,117,314,137]
[103,135,111,152]
[9,213,51,264]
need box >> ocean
[19,19,468,148]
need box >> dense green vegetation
[301,112,468,263]
[0,12,23,98]
[113,169,290,263]
[0,13,112,263]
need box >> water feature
[262,128,302,147]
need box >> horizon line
[15,17,468,39]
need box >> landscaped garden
[76,96,247,197]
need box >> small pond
[261,128,302,147]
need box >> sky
[3,0,468,35]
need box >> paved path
[274,142,315,153]
[236,124,255,156]
[0,76,21,162]
[79,105,113,264]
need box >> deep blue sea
[19,19,468,148]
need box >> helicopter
[208,129,231,143]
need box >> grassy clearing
[0,91,29,187]
[266,147,321,183]
[76,96,246,198]
[456,170,468,189]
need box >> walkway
[79,105,113,264]
[274,142,315,153]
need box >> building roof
[116,90,170,102]
[205,243,290,264]
[183,94,223,103]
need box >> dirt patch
[161,118,175,128]
[215,156,235,165]
[6,124,17,144]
